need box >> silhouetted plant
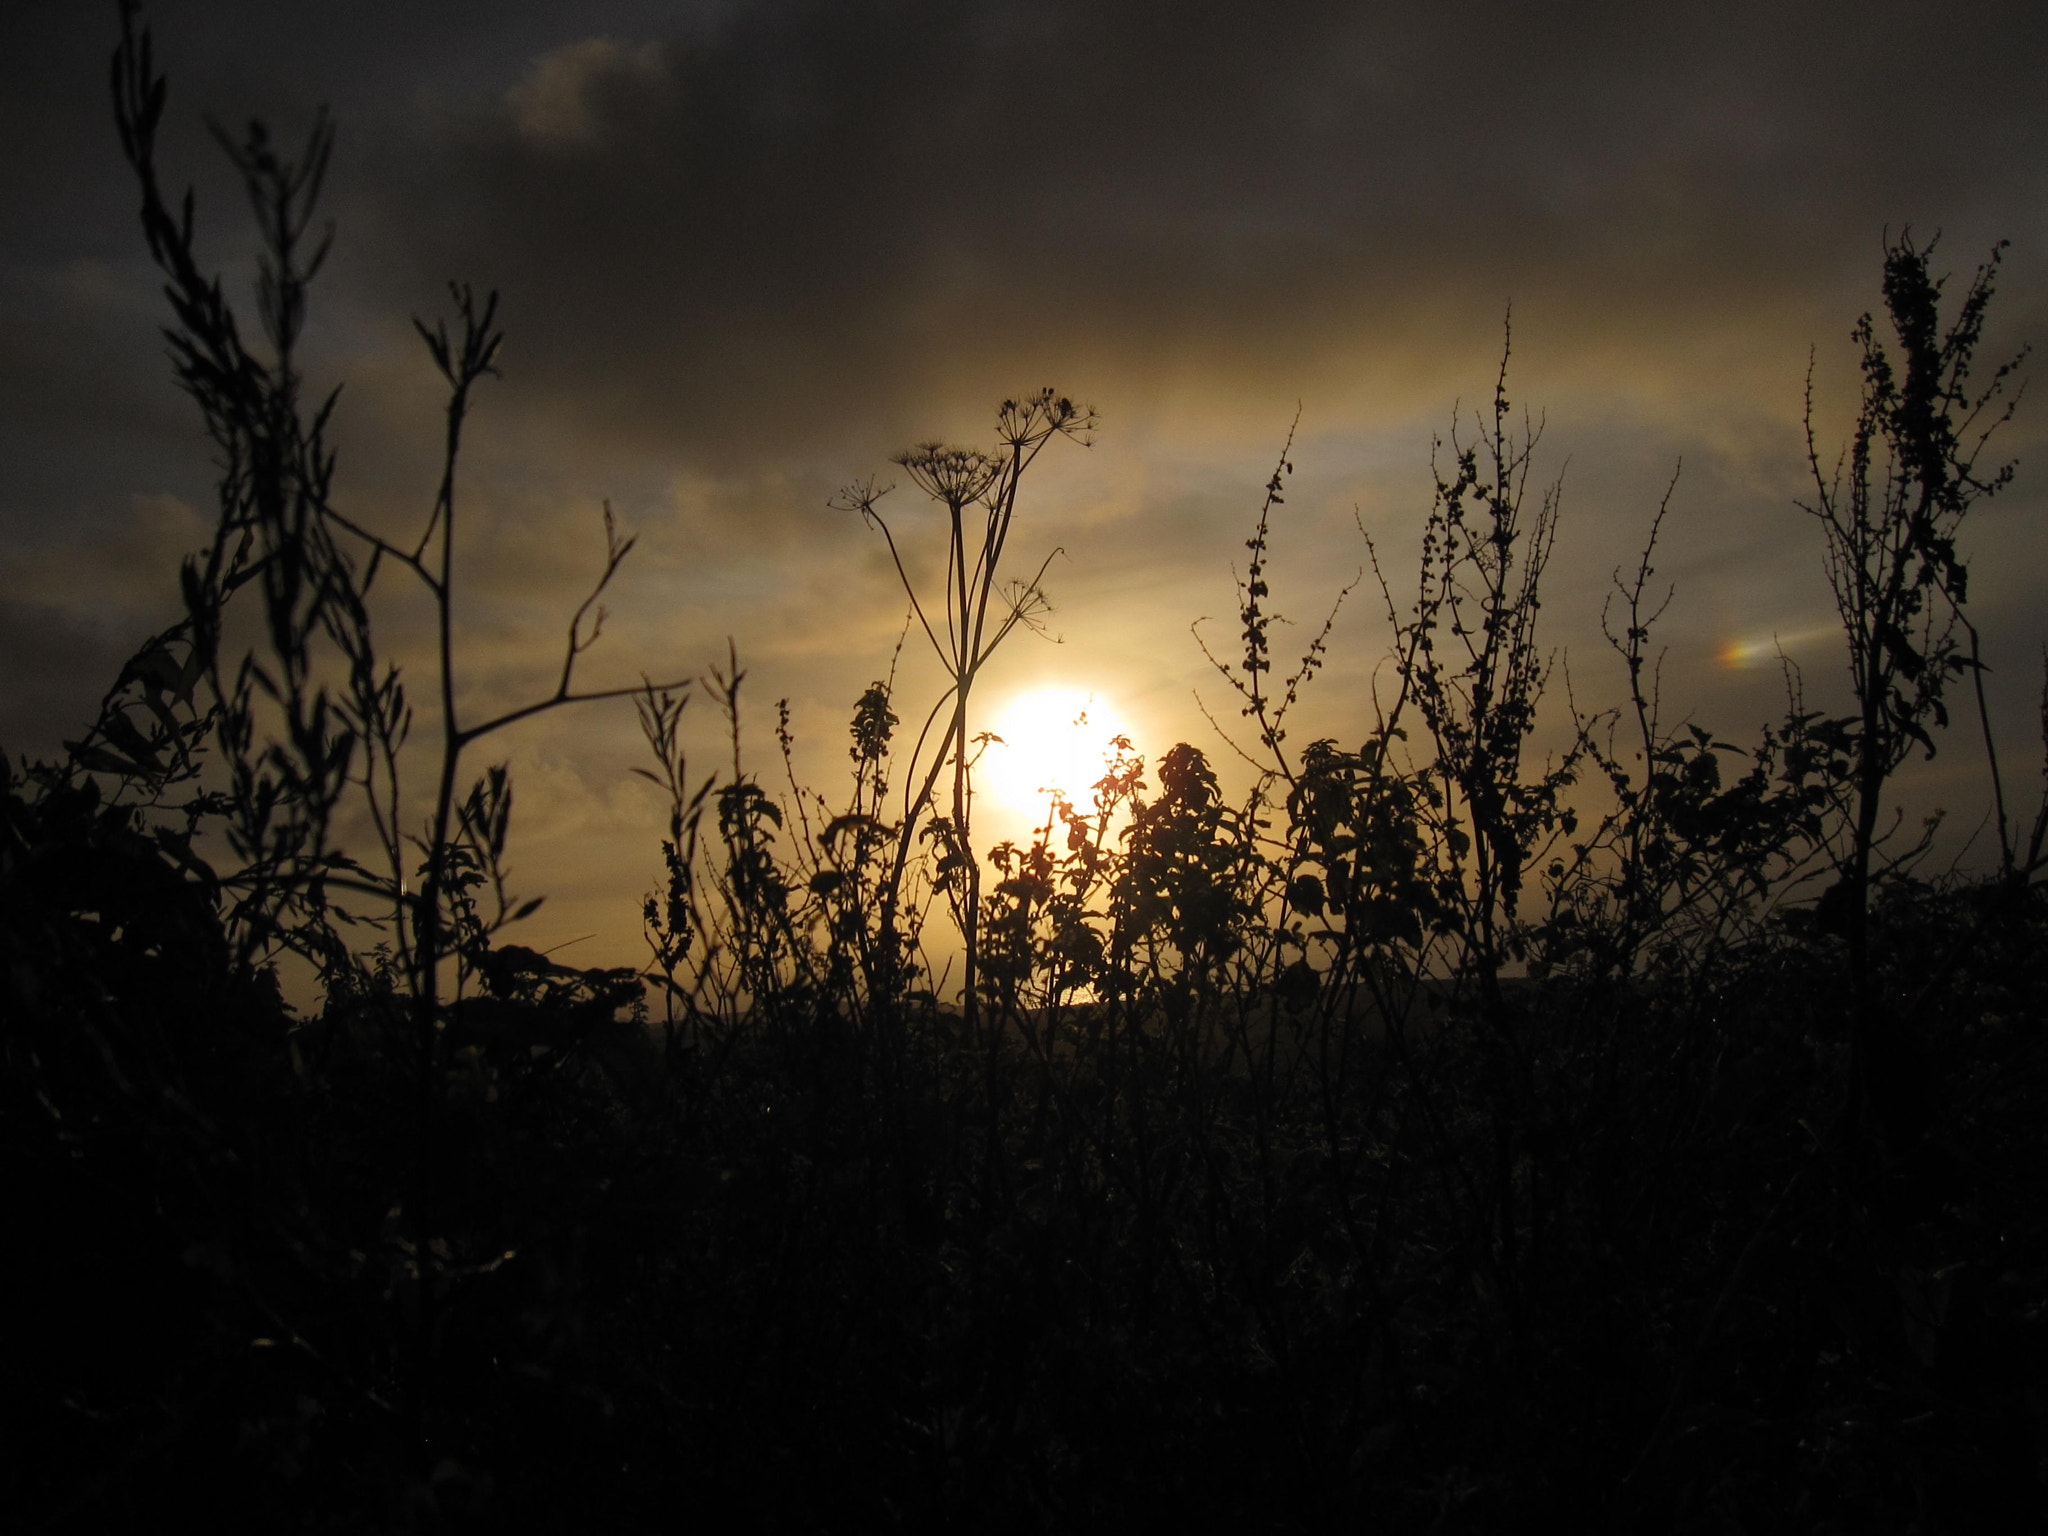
[1798,231,2026,1152]
[836,391,1096,1034]
[1540,484,1839,988]
[63,0,693,1475]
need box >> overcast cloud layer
[4,0,2044,968]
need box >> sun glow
[983,688,1131,817]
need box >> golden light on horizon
[983,687,1132,817]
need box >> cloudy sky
[5,0,2044,973]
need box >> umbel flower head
[892,442,1001,508]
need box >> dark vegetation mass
[8,13,2046,1532]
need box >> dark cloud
[0,597,133,761]
[334,0,2048,465]
[10,1,2043,499]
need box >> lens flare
[1717,625,1838,670]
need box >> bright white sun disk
[984,688,1129,814]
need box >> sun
[982,688,1131,816]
